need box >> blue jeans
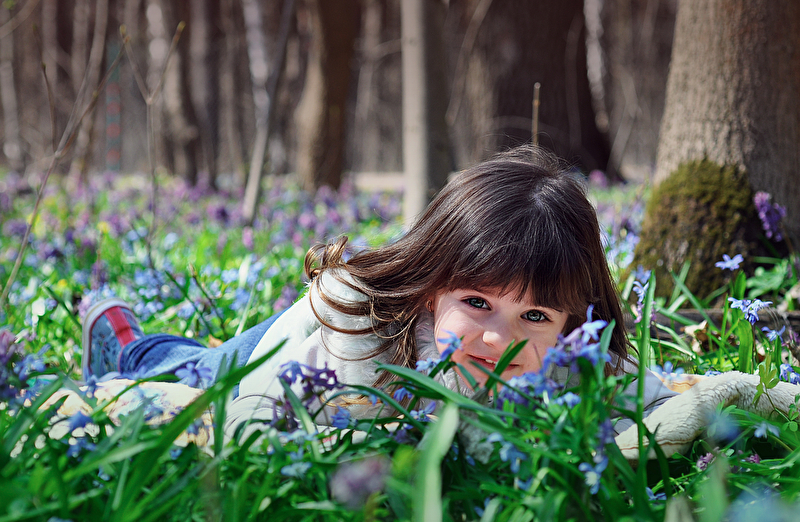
[118,312,284,395]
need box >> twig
[0,42,127,312]
[0,0,41,40]
[188,264,230,340]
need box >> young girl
[81,145,675,437]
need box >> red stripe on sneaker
[105,307,138,348]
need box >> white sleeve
[227,269,382,436]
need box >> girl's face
[432,287,569,386]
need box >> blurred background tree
[0,0,675,191]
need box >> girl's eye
[465,297,489,309]
[524,310,547,322]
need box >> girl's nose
[482,321,516,352]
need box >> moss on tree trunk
[632,159,768,302]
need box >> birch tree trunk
[401,0,451,224]
[240,0,270,223]
[70,0,109,181]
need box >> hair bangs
[444,212,592,316]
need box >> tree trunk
[655,0,800,247]
[452,0,611,176]
[294,0,360,192]
[0,5,23,172]
[189,0,221,188]
[400,0,451,224]
[220,0,246,184]
[158,0,201,183]
[599,0,677,178]
[121,0,148,173]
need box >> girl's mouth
[467,354,518,372]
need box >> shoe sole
[81,297,134,378]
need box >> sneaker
[81,297,144,378]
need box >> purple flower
[14,350,46,382]
[330,456,390,508]
[0,329,19,365]
[175,362,213,388]
[331,406,352,429]
[597,419,615,446]
[279,361,304,385]
[754,192,786,241]
[744,453,761,465]
[302,365,340,395]
[715,254,744,271]
[697,452,715,471]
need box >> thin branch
[0,0,41,40]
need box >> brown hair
[304,145,629,390]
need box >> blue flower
[555,392,581,407]
[597,419,615,446]
[14,350,46,381]
[436,331,463,359]
[632,280,649,304]
[392,387,413,402]
[498,442,526,473]
[279,361,304,385]
[754,421,780,439]
[415,357,440,373]
[762,325,785,342]
[646,487,667,501]
[634,265,651,283]
[729,298,772,324]
[581,305,608,343]
[744,299,772,324]
[652,361,685,384]
[715,254,744,271]
[410,401,436,422]
[281,461,311,478]
[67,411,93,433]
[331,406,352,429]
[175,362,213,388]
[66,437,96,459]
[579,455,608,494]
